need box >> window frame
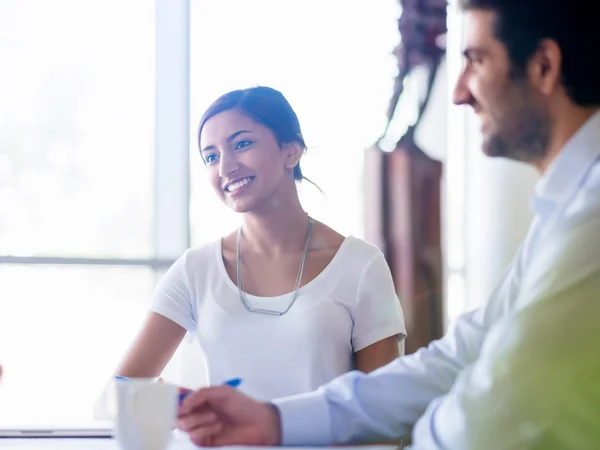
[0,0,191,274]
[1,0,468,330]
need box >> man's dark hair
[459,0,600,106]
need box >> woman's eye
[235,140,252,150]
[205,154,218,164]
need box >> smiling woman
[104,86,407,403]
[198,87,308,214]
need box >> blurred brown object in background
[364,0,446,354]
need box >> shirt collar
[532,110,600,216]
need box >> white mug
[114,378,179,450]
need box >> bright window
[0,0,157,425]
[189,0,401,245]
[0,265,154,424]
[0,0,154,258]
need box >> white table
[0,439,399,450]
[0,436,198,449]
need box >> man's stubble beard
[484,80,551,164]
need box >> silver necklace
[236,216,314,316]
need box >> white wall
[464,140,538,308]
[415,59,449,163]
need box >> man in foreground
[176,0,600,448]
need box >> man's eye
[468,55,483,65]
[235,140,252,150]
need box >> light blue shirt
[273,111,600,449]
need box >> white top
[150,236,406,401]
[275,111,600,449]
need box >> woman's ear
[282,142,304,170]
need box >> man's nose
[453,69,472,106]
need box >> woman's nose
[219,153,239,178]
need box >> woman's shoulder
[312,221,345,250]
[342,236,383,258]
[182,238,222,269]
[338,237,387,276]
[166,238,226,292]
[313,221,385,267]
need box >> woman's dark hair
[198,86,307,181]
[459,0,600,106]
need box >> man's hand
[176,386,282,447]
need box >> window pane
[189,0,399,246]
[0,265,155,425]
[0,0,154,258]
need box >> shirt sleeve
[351,251,407,352]
[273,306,489,445]
[148,251,197,333]
[411,212,600,449]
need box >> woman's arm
[93,312,187,420]
[114,311,187,377]
[95,252,196,419]
[116,251,196,377]
[354,335,401,373]
[351,250,407,373]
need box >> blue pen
[114,375,242,404]
[115,375,161,382]
[178,377,242,405]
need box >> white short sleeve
[351,251,406,352]
[149,252,197,333]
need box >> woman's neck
[240,189,310,256]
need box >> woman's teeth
[227,177,252,192]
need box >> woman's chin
[225,197,255,214]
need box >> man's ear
[528,38,562,96]
[282,142,305,170]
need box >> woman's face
[199,109,299,213]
